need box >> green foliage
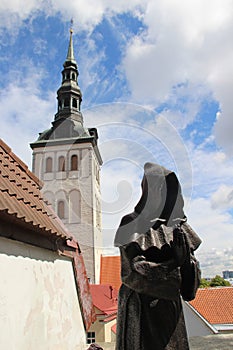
[199,275,231,288]
[209,275,231,287]
[199,278,210,288]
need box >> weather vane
[70,18,74,34]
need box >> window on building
[86,332,95,344]
[45,157,53,173]
[72,73,76,80]
[57,200,65,219]
[58,100,62,110]
[65,72,70,80]
[58,156,65,172]
[64,98,69,107]
[72,98,77,108]
[71,154,78,171]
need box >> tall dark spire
[31,25,98,142]
[54,24,83,124]
[66,27,76,64]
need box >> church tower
[30,28,103,283]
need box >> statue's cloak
[114,163,201,350]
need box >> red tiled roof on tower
[100,255,121,290]
[189,287,233,325]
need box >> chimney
[109,285,113,299]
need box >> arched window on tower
[72,98,77,108]
[45,157,53,173]
[58,156,65,172]
[57,200,65,219]
[58,100,62,110]
[64,98,69,108]
[72,73,76,80]
[71,154,78,171]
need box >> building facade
[30,29,103,283]
[89,284,118,345]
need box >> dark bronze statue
[114,162,201,350]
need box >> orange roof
[0,138,71,241]
[90,284,118,315]
[100,255,121,290]
[190,287,233,324]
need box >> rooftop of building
[100,255,121,290]
[89,284,118,317]
[0,138,74,249]
[189,287,233,325]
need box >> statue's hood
[114,162,187,247]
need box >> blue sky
[1,0,233,277]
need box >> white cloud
[0,63,55,166]
[2,0,233,156]
[196,247,233,278]
[187,197,233,251]
[0,0,44,36]
[187,196,233,276]
[121,0,233,153]
[213,103,233,157]
[77,39,109,106]
[211,185,233,211]
[49,0,147,32]
[0,0,42,14]
[0,0,146,34]
[188,146,233,199]
[85,104,193,196]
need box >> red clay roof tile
[89,284,118,315]
[189,287,233,324]
[0,138,70,240]
[100,255,121,290]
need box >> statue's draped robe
[114,163,201,350]
[115,224,201,350]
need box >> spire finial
[70,18,74,34]
[66,19,76,63]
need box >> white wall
[0,236,87,350]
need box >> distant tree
[209,275,231,287]
[198,276,231,288]
[199,278,210,288]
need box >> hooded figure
[114,163,201,350]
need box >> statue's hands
[132,255,146,264]
[170,226,189,267]
[132,255,147,273]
